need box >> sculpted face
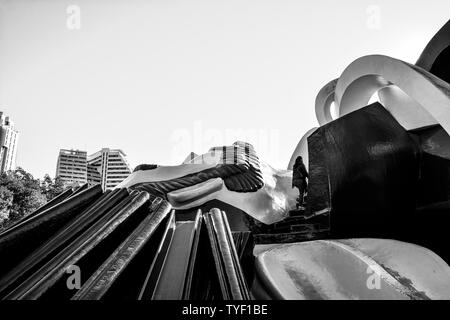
[117,141,298,224]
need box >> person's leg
[298,191,304,207]
[303,181,308,205]
[298,180,306,207]
[294,186,301,209]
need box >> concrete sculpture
[2,20,450,300]
[119,141,297,225]
[312,20,450,133]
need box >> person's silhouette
[292,156,308,209]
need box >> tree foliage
[0,168,69,230]
[40,174,67,202]
[0,186,13,223]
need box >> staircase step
[288,209,306,217]
[290,224,329,233]
[254,230,329,245]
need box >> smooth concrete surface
[254,239,450,300]
[335,55,448,132]
[315,79,338,126]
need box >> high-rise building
[55,149,88,185]
[0,112,19,174]
[56,147,132,190]
[87,148,132,190]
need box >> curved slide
[253,239,450,300]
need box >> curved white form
[377,86,437,130]
[313,73,439,132]
[335,55,450,134]
[315,79,338,126]
[297,53,446,170]
[292,21,450,173]
[254,239,450,300]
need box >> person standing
[292,156,308,209]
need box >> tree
[0,168,74,231]
[0,186,13,225]
[0,167,46,230]
[40,174,68,202]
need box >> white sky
[0,0,449,179]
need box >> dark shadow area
[430,45,450,84]
[307,103,450,264]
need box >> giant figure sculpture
[2,20,450,300]
[119,141,298,225]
